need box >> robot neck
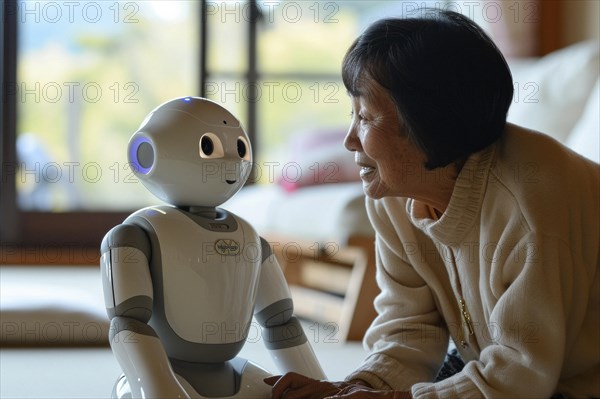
[175,205,238,231]
[178,205,219,219]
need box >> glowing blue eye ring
[129,136,154,175]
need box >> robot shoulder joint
[101,223,151,261]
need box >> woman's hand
[333,385,412,399]
[264,373,412,399]
[264,372,352,399]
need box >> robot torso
[125,205,262,362]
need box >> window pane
[15,0,198,211]
[206,0,248,74]
[255,1,406,164]
[257,1,412,74]
[256,78,349,165]
[257,2,354,75]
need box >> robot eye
[199,133,224,159]
[237,139,246,158]
[201,136,214,155]
[237,136,251,161]
[128,136,154,175]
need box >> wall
[562,0,600,45]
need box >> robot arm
[254,237,327,380]
[100,224,189,399]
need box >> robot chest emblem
[214,239,241,256]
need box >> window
[6,0,521,257]
[14,2,199,212]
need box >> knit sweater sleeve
[345,197,449,390]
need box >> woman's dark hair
[342,9,514,169]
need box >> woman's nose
[344,124,360,152]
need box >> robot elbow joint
[108,295,153,323]
[255,298,293,327]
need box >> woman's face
[344,83,429,200]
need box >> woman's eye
[350,109,368,124]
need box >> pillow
[507,41,599,143]
[1,267,110,346]
[277,128,360,192]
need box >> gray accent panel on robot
[125,212,247,363]
[100,223,152,261]
[262,316,308,350]
[109,316,158,341]
[254,298,293,327]
[170,357,247,397]
[259,236,272,263]
[107,296,153,322]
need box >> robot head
[128,97,252,207]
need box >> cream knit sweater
[346,124,599,398]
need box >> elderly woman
[266,9,599,399]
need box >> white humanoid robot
[100,97,326,398]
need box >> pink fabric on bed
[278,128,361,192]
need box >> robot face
[128,97,253,207]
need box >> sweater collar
[406,144,496,245]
